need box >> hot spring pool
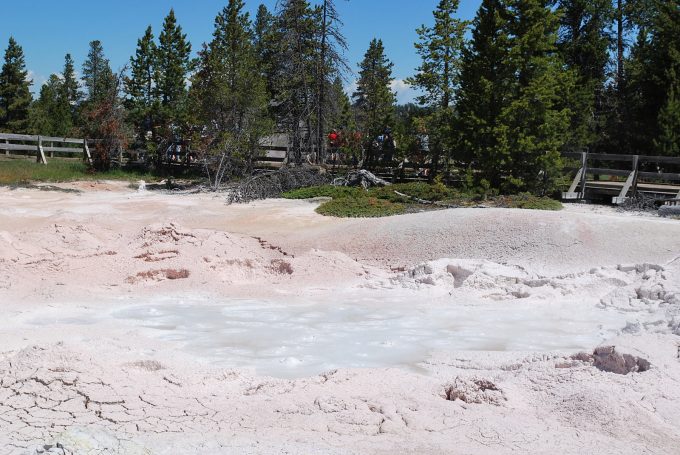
[100,294,628,378]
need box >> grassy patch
[0,157,154,184]
[282,185,364,199]
[372,182,460,203]
[493,193,563,211]
[316,196,406,218]
[285,182,562,218]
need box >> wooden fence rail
[0,133,92,165]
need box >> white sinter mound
[0,182,679,454]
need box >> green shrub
[494,193,563,211]
[371,182,458,202]
[282,185,363,199]
[284,182,561,217]
[316,197,406,217]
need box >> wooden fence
[4,132,679,202]
[0,133,92,165]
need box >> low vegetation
[283,182,562,218]
[316,196,407,218]
[0,158,153,185]
[492,194,564,211]
[282,185,363,200]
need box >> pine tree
[655,76,680,156]
[407,0,468,176]
[82,40,115,103]
[85,78,128,172]
[254,4,278,99]
[81,42,126,170]
[157,9,191,135]
[328,76,353,130]
[0,37,32,133]
[499,0,574,193]
[620,28,653,153]
[456,0,514,187]
[254,4,275,59]
[125,26,159,147]
[606,0,656,153]
[190,0,271,168]
[557,0,613,151]
[626,0,680,155]
[274,0,319,164]
[352,38,396,165]
[61,54,81,126]
[408,0,468,109]
[29,74,72,136]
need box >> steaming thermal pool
[24,293,629,378]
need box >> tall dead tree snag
[274,0,316,165]
[273,0,347,166]
[315,0,348,164]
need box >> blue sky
[1,0,481,103]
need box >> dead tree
[334,169,391,189]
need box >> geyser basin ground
[2,184,680,454]
[23,292,627,378]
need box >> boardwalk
[562,151,680,204]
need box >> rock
[592,346,650,375]
[442,377,506,406]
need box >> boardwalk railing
[0,133,92,165]
[562,151,680,204]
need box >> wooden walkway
[562,152,680,204]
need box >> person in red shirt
[328,130,340,164]
[328,130,339,147]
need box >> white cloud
[344,78,420,105]
[390,79,419,104]
[344,80,358,97]
[27,70,47,94]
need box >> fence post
[36,135,47,165]
[49,140,54,158]
[631,155,639,194]
[83,139,93,166]
[580,151,588,199]
[4,138,8,156]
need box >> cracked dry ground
[1,340,680,455]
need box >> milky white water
[25,293,629,378]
